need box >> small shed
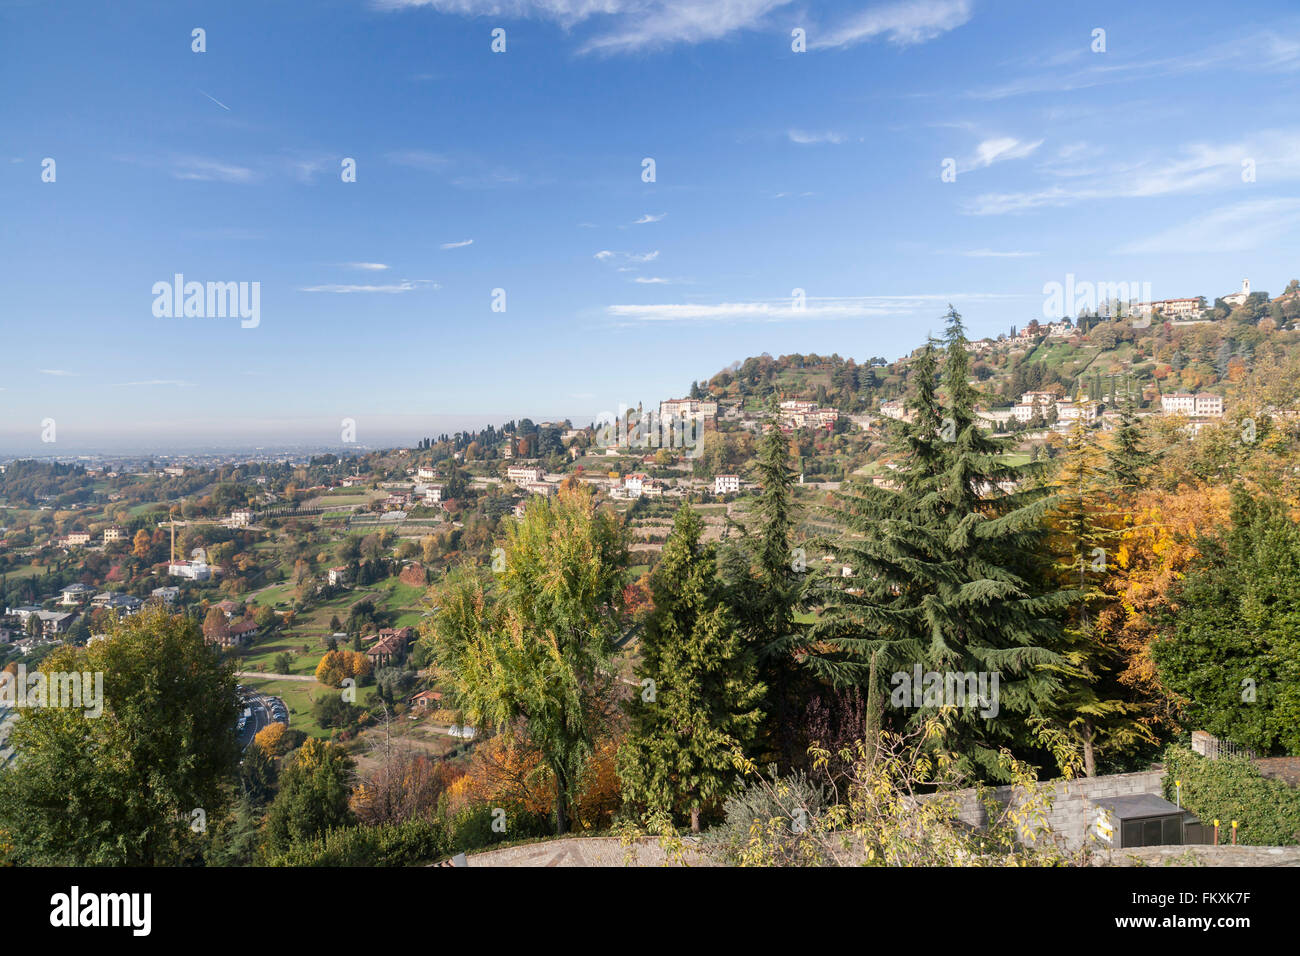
[1090,794,1200,849]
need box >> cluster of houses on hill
[54,526,128,550]
[497,464,749,509]
[881,385,1229,439]
[777,399,840,432]
[964,279,1260,356]
[1,583,154,646]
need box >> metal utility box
[1090,794,1201,849]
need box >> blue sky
[3,0,1300,452]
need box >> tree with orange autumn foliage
[440,724,624,831]
[1095,483,1231,735]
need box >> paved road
[236,671,316,682]
[460,836,710,867]
[236,690,287,750]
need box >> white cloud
[170,157,257,183]
[633,213,666,224]
[960,136,1043,172]
[634,276,671,283]
[111,380,196,387]
[595,249,658,264]
[374,1,969,54]
[344,262,391,271]
[967,29,1300,101]
[966,130,1300,215]
[299,279,440,293]
[606,291,1022,324]
[788,129,846,145]
[811,0,972,49]
[440,239,474,249]
[1119,198,1300,255]
[39,369,77,377]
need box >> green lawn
[249,582,293,606]
[234,635,327,676]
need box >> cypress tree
[618,505,764,831]
[720,423,808,770]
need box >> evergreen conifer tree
[812,308,1075,779]
[618,506,764,831]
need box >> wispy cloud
[111,379,196,388]
[343,262,391,271]
[811,0,972,49]
[39,369,77,377]
[375,1,968,55]
[299,279,440,293]
[606,291,1023,324]
[966,130,1300,215]
[595,249,659,264]
[960,249,1039,258]
[1119,198,1300,255]
[440,239,474,249]
[788,129,846,145]
[967,29,1300,101]
[170,156,257,183]
[633,213,666,224]
[961,136,1042,172]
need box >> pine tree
[718,422,809,770]
[1105,397,1152,491]
[812,308,1075,779]
[618,506,764,831]
[1047,419,1152,775]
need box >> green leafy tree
[619,505,765,831]
[1153,491,1300,754]
[265,738,356,852]
[420,485,627,834]
[0,607,240,864]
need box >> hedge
[263,804,554,866]
[1161,744,1300,846]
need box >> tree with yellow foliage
[132,528,152,558]
[253,721,290,756]
[314,649,371,687]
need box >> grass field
[234,635,327,676]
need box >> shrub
[446,804,551,854]
[263,816,450,867]
[1161,744,1300,846]
[704,767,827,865]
